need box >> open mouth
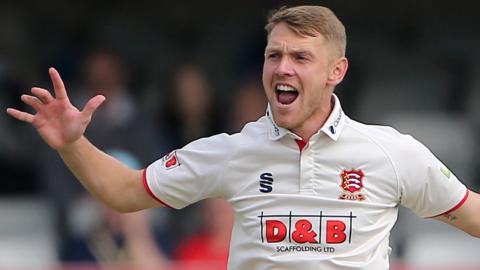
[276,84,299,105]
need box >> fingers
[21,94,43,111]
[6,108,35,123]
[81,95,106,119]
[49,67,69,100]
[31,87,54,104]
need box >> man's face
[262,22,339,135]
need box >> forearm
[434,190,480,238]
[458,190,480,238]
[58,136,155,212]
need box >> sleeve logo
[161,151,180,170]
[440,166,452,179]
[339,169,366,201]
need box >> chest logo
[259,173,274,193]
[339,169,366,201]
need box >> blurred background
[1,0,479,269]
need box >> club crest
[339,169,366,201]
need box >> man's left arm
[433,190,480,238]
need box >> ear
[327,57,349,86]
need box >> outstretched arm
[433,190,480,238]
[6,68,160,212]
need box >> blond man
[7,5,479,270]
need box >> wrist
[57,136,87,153]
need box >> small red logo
[162,151,180,170]
[339,169,366,201]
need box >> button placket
[299,144,315,195]
[308,134,325,195]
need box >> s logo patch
[259,173,274,193]
[162,151,180,170]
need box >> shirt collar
[266,104,289,140]
[320,94,346,141]
[265,94,346,141]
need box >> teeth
[276,84,297,92]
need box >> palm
[33,99,85,149]
[6,68,105,150]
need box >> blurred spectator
[63,149,167,269]
[228,75,267,133]
[154,63,228,258]
[0,63,40,194]
[170,199,233,270]
[79,50,167,161]
[159,64,224,148]
[38,50,171,263]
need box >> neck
[292,95,334,141]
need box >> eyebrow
[292,50,312,56]
[265,47,313,56]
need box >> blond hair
[265,5,347,57]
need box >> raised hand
[6,68,106,150]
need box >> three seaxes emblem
[339,169,366,201]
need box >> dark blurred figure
[160,64,223,148]
[63,149,167,269]
[40,50,171,264]
[80,51,165,160]
[155,63,226,254]
[173,199,233,270]
[0,65,40,194]
[228,76,267,133]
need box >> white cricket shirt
[144,94,468,270]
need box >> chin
[271,107,300,129]
[274,117,297,130]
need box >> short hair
[265,5,347,57]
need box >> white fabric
[145,95,467,270]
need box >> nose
[275,56,295,76]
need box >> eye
[294,54,308,62]
[267,53,280,60]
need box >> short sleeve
[397,136,468,218]
[144,133,232,209]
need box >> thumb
[81,95,106,119]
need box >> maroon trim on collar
[295,139,307,153]
[142,168,174,209]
